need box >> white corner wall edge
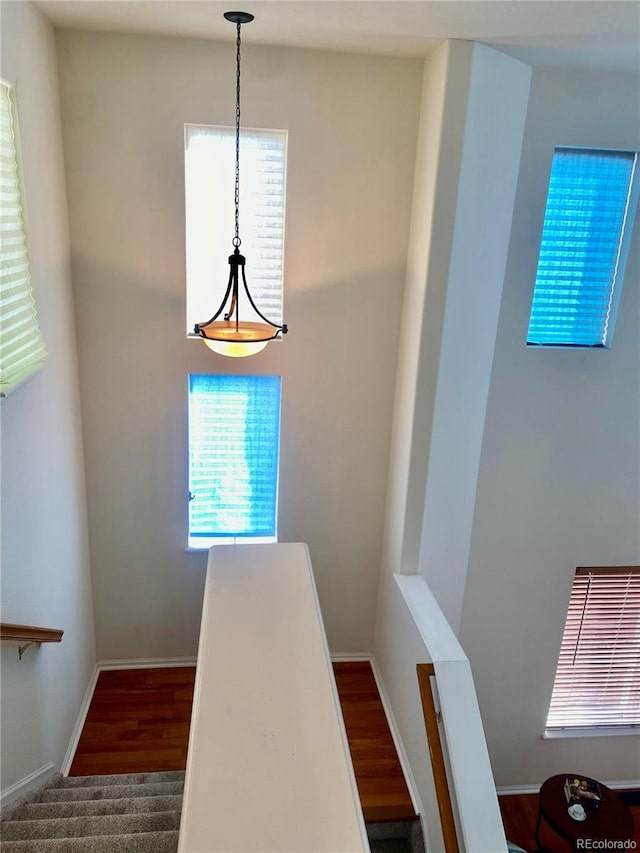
[0,762,56,808]
[60,656,198,776]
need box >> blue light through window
[188,374,281,544]
[527,148,637,348]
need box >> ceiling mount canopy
[223,10,254,25]
[194,10,288,358]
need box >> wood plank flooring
[69,667,196,776]
[333,661,416,824]
[69,661,416,825]
[67,664,640,846]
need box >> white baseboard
[603,779,640,790]
[97,656,197,670]
[60,664,100,776]
[0,762,55,808]
[330,652,374,663]
[497,779,640,796]
[496,784,539,795]
[369,657,425,821]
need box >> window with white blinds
[546,567,640,730]
[527,147,638,348]
[0,80,47,397]
[188,374,281,548]
[184,125,287,336]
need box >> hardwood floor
[333,661,416,824]
[69,661,416,825]
[69,667,196,776]
[72,662,640,850]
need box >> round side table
[535,774,634,852]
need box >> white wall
[54,29,422,658]
[418,44,531,630]
[375,41,530,850]
[0,1,95,795]
[459,66,640,786]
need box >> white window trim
[186,535,277,552]
[543,726,639,739]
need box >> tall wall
[417,44,531,631]
[54,29,422,658]
[459,65,640,786]
[0,2,95,794]
[375,41,531,850]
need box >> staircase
[1,772,423,852]
[0,771,183,852]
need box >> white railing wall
[178,543,368,853]
[395,573,508,852]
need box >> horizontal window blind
[546,567,640,729]
[527,148,637,348]
[0,81,47,396]
[188,374,281,539]
[185,125,286,335]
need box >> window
[527,148,638,348]
[188,374,282,548]
[0,80,47,397]
[184,125,287,336]
[546,567,640,731]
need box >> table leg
[534,807,556,853]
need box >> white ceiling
[32,0,640,73]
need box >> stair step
[1,810,181,841]
[0,830,179,853]
[53,771,185,789]
[368,821,415,839]
[38,781,183,803]
[369,841,411,853]
[367,819,424,853]
[13,795,183,821]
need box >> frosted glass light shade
[204,339,269,357]
[200,320,275,357]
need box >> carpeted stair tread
[0,829,180,852]
[369,840,411,853]
[367,819,424,853]
[1,810,180,841]
[38,780,183,803]
[13,794,183,820]
[53,771,184,789]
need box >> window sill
[543,727,639,739]
[186,536,277,552]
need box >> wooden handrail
[417,663,459,853]
[1,623,63,659]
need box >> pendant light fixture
[194,11,288,358]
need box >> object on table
[564,777,601,809]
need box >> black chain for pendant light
[233,20,242,249]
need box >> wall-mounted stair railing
[1,623,64,659]
[417,663,459,853]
